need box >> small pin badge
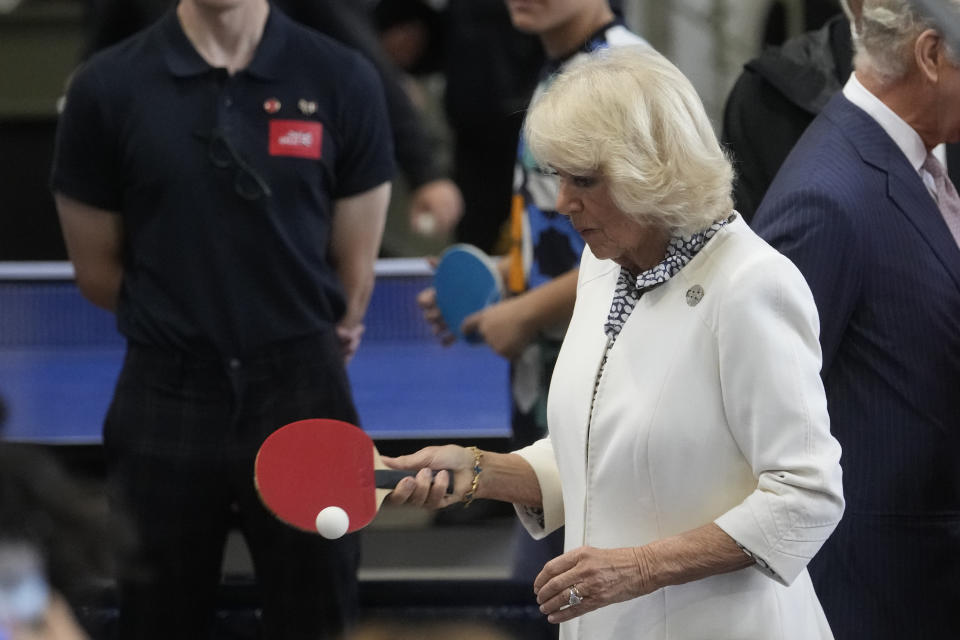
[685,285,704,307]
[263,98,281,114]
[298,99,317,115]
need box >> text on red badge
[269,120,322,159]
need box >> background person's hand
[533,545,656,625]
[335,323,365,363]
[416,286,456,346]
[409,179,464,237]
[381,445,476,509]
[461,294,538,360]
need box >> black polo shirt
[51,6,394,356]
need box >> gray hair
[523,46,733,234]
[855,0,960,85]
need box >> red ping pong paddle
[254,418,453,536]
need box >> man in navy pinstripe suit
[752,0,960,638]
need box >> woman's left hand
[533,545,656,624]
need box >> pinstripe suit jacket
[753,93,960,640]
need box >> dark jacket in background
[722,14,854,222]
[443,0,543,252]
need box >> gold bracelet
[462,446,483,508]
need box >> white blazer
[515,215,844,639]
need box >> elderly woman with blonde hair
[385,45,845,639]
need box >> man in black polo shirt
[50,0,393,637]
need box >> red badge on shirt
[269,120,322,159]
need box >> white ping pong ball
[414,212,437,236]
[315,506,350,539]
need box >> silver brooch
[686,285,704,306]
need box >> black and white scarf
[603,217,729,342]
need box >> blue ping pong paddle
[433,244,503,343]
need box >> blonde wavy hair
[523,45,733,235]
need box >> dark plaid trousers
[104,330,361,639]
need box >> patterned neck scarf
[603,217,730,341]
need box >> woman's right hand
[381,445,477,509]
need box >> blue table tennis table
[0,260,510,445]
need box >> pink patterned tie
[922,153,960,247]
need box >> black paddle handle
[375,469,456,495]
